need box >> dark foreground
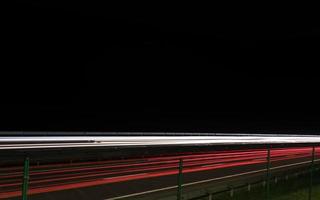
[0,146,318,200]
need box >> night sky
[2,1,320,133]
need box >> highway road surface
[0,146,319,199]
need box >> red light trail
[0,147,318,199]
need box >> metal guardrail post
[229,186,234,197]
[22,157,30,200]
[177,158,183,200]
[266,145,271,200]
[309,145,315,200]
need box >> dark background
[1,1,320,133]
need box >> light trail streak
[0,147,318,199]
[0,135,320,149]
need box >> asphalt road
[0,146,318,200]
